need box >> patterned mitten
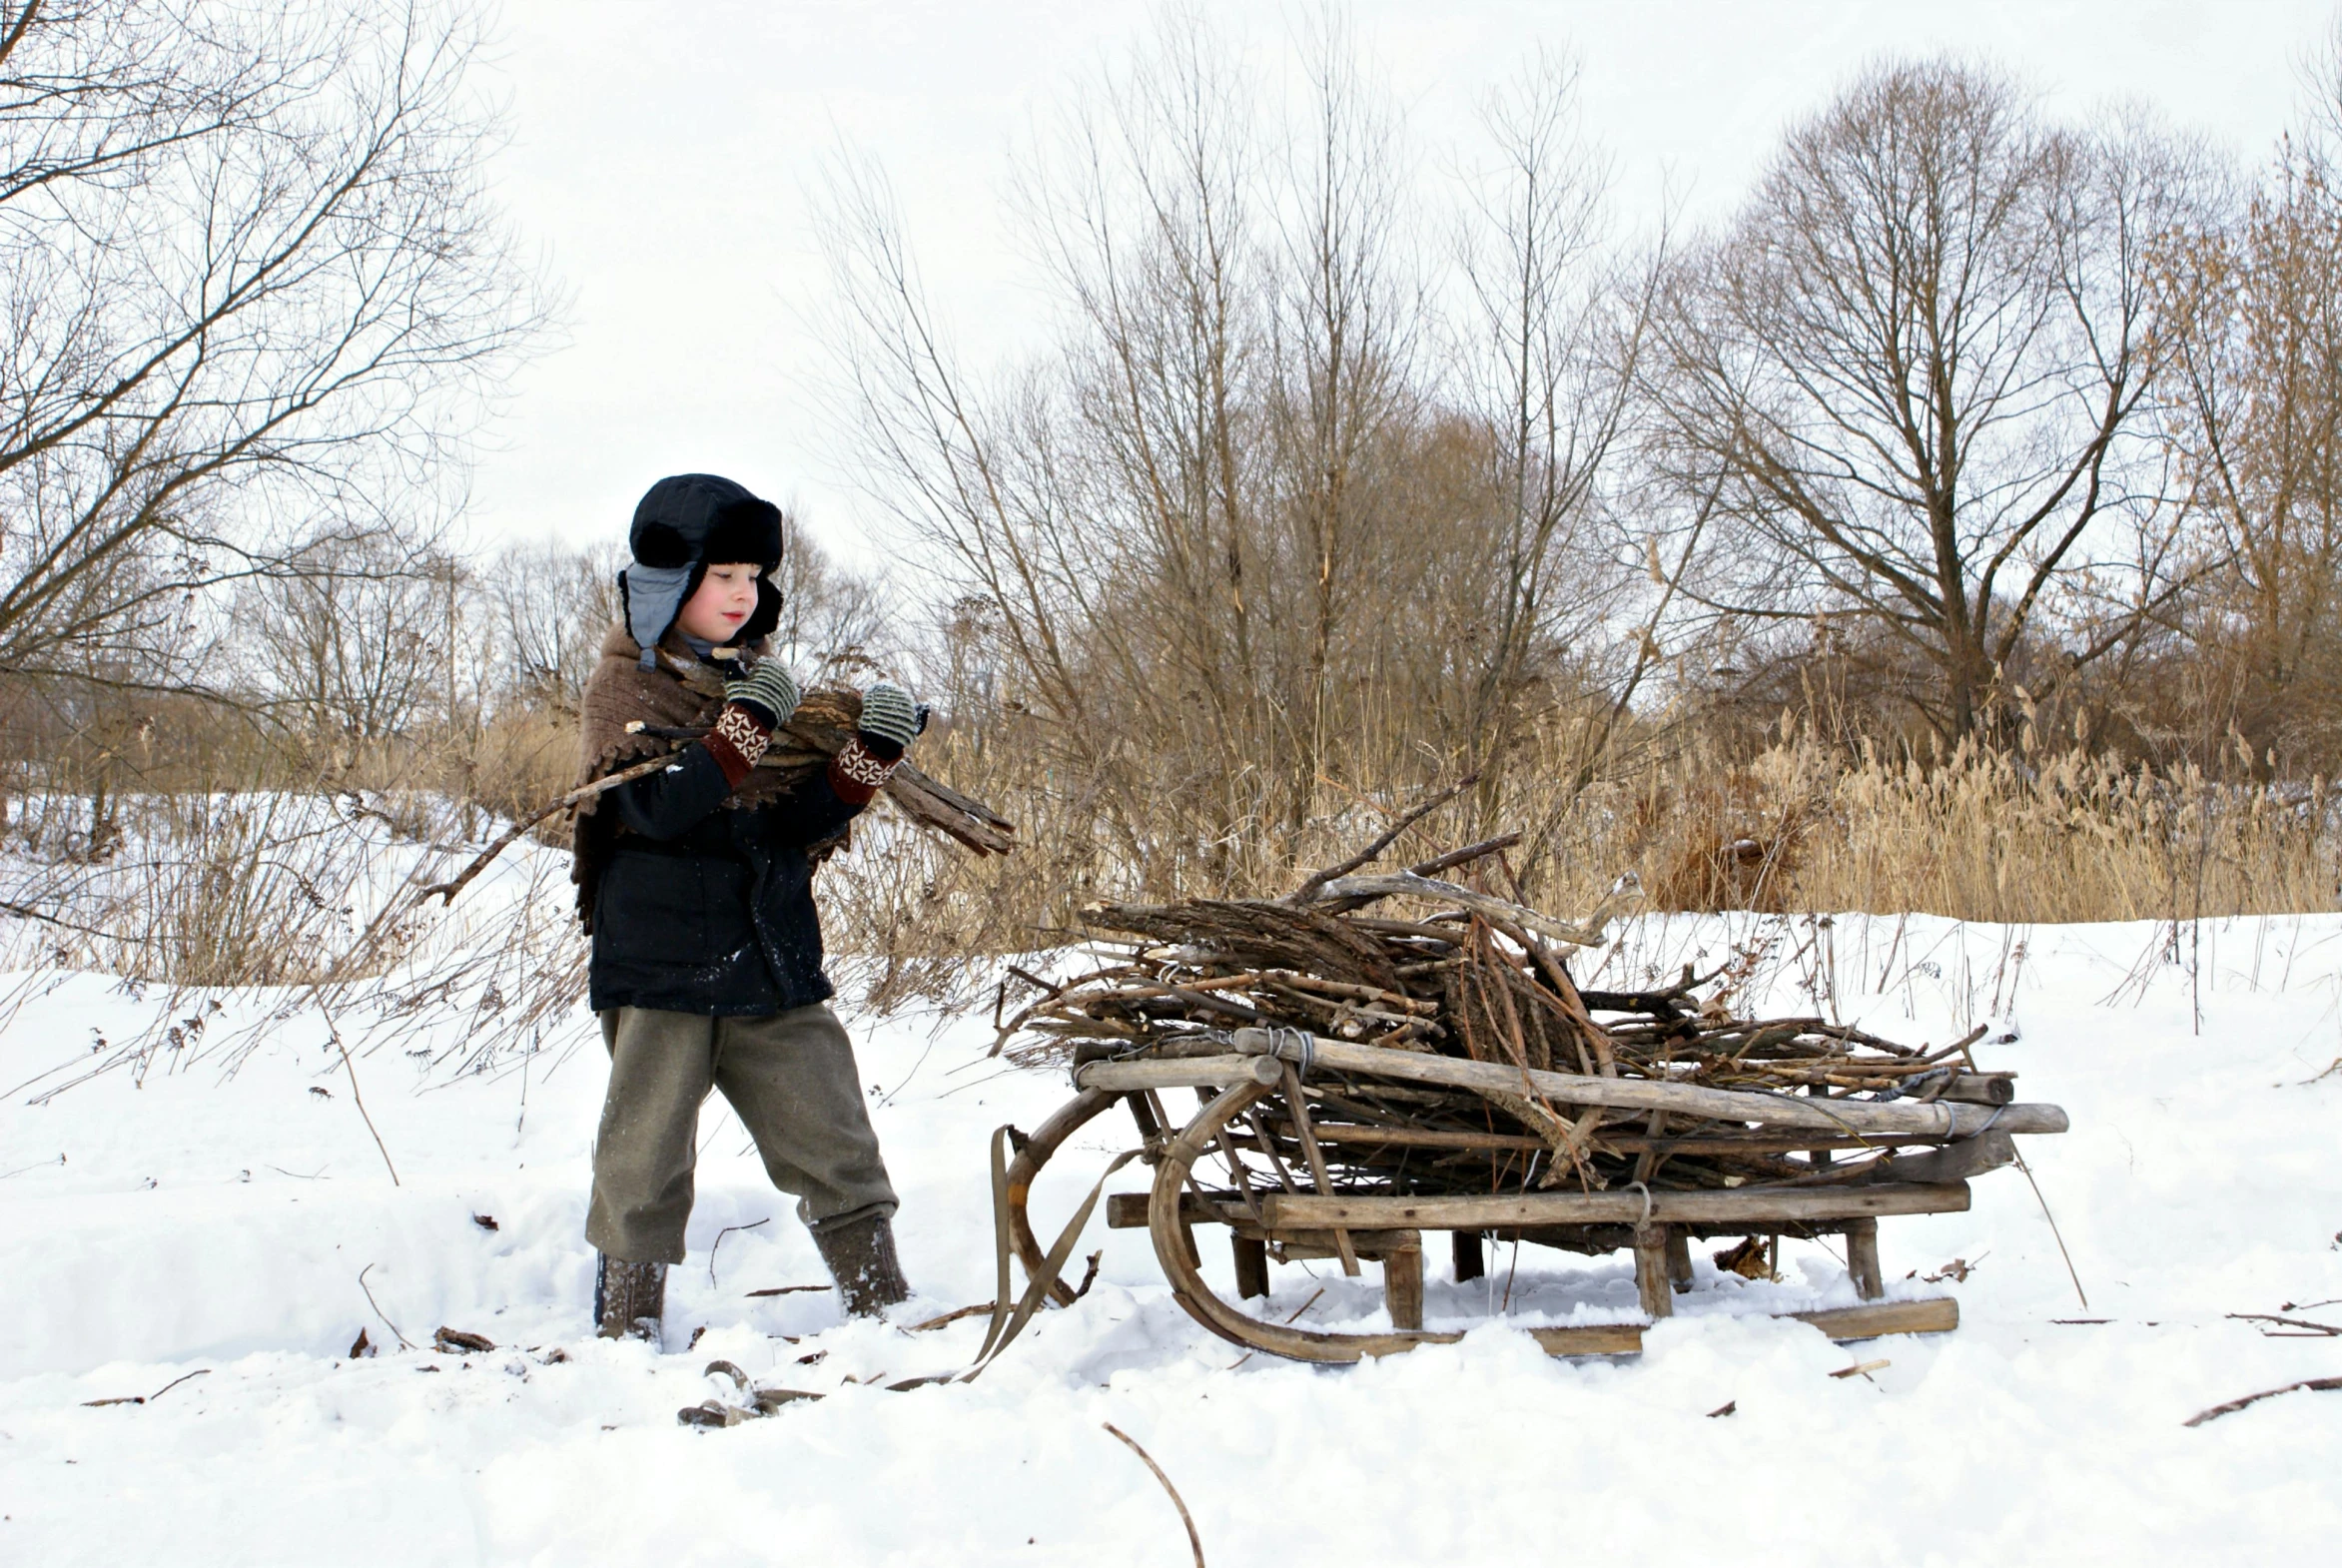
[704,663,801,789]
[725,662,801,728]
[829,680,919,806]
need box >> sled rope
[960,1126,1141,1382]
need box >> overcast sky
[470,0,2339,573]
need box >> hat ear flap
[741,576,783,642]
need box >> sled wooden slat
[1249,1180,1971,1230]
[1793,1297,1959,1339]
[1526,1323,1647,1355]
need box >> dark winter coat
[575,469,860,1017]
[586,724,863,1017]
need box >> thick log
[1792,1297,1957,1340]
[1258,1230,1434,1261]
[1074,1055,1282,1092]
[1253,1180,1969,1230]
[1229,1028,2068,1141]
[1273,1123,1547,1153]
[1071,1036,1241,1065]
[1873,1131,2014,1185]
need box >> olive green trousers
[585,1003,899,1265]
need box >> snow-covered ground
[2,910,2338,1567]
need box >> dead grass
[1616,735,2338,923]
[812,721,2342,1006]
[9,699,2333,1023]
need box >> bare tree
[239,526,457,742]
[766,510,890,682]
[2145,28,2342,770]
[0,0,545,686]
[479,537,621,718]
[1645,60,2201,739]
[1266,9,1420,823]
[817,11,1654,889]
[1450,50,1656,801]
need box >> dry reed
[5,704,2333,1050]
[816,722,2342,1000]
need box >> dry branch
[315,688,1021,995]
[1286,774,1478,905]
[1102,1422,1207,1568]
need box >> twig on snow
[2012,1147,2085,1309]
[358,1263,414,1350]
[1102,1422,1206,1568]
[708,1217,770,1287]
[146,1368,212,1402]
[2226,1312,2342,1337]
[321,1002,397,1186]
[2183,1376,2342,1427]
[82,1367,211,1408]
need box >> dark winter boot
[813,1212,910,1318]
[594,1252,667,1342]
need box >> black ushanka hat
[618,473,784,667]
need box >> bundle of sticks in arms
[620,686,1017,858]
[415,687,1014,915]
[998,795,2021,1208]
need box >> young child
[570,472,921,1340]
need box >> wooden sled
[1006,1031,2062,1364]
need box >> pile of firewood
[1000,828,2016,1200]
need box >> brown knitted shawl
[569,623,813,930]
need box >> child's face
[674,562,763,644]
